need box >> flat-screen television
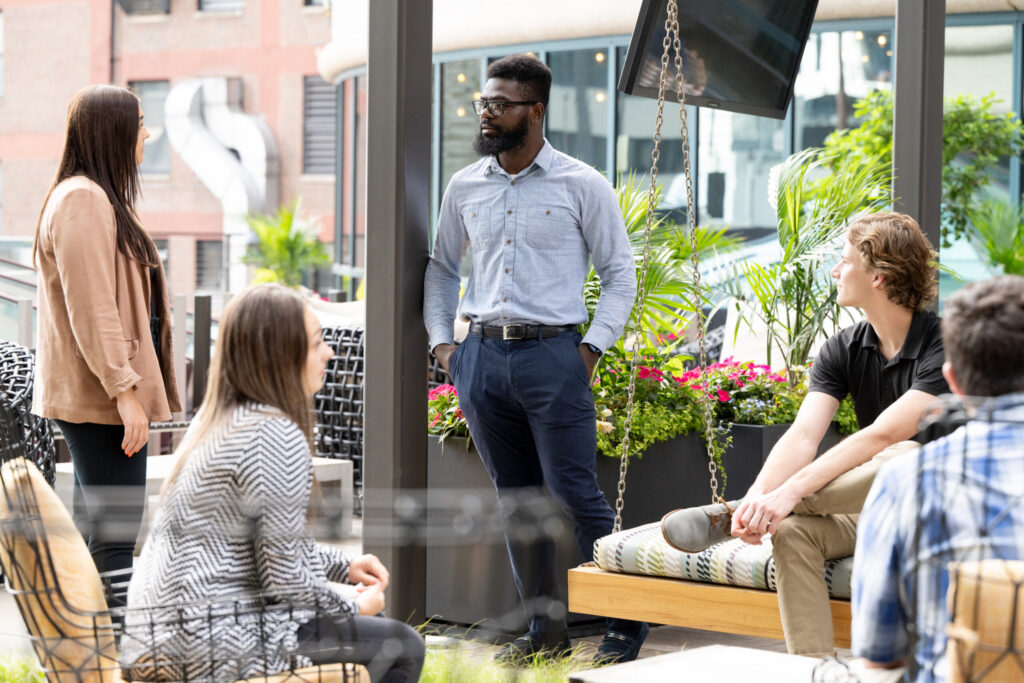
[618,0,820,120]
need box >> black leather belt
[469,323,575,340]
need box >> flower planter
[595,422,844,529]
[425,436,601,635]
[424,422,842,631]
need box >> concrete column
[892,0,945,259]
[363,0,432,623]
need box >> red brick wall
[0,0,335,295]
[0,0,100,239]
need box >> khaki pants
[771,440,920,656]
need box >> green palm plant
[244,199,330,288]
[967,199,1024,276]
[582,174,741,355]
[722,148,891,381]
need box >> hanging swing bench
[566,0,852,648]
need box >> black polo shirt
[808,310,948,431]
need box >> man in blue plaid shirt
[852,275,1024,682]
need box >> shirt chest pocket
[525,206,577,250]
[463,206,498,247]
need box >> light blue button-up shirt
[423,140,636,352]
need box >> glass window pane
[354,75,367,271]
[616,48,694,216]
[793,29,893,150]
[941,24,1016,298]
[945,24,1014,201]
[196,240,223,291]
[547,49,609,172]
[1,11,6,100]
[699,110,786,232]
[132,80,171,175]
[440,59,483,193]
[303,75,337,174]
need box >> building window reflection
[441,59,483,192]
[615,48,693,217]
[699,110,785,233]
[945,24,1014,201]
[794,28,894,151]
[547,49,609,172]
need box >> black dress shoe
[593,622,650,665]
[493,632,572,664]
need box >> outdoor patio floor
[0,515,851,675]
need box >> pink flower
[429,412,441,427]
[666,332,677,341]
[692,383,705,390]
[428,384,457,401]
[638,366,664,382]
[454,409,464,420]
[717,389,731,402]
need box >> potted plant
[722,147,891,377]
[591,352,854,527]
[822,89,1024,248]
[244,198,330,288]
[966,200,1024,277]
[427,353,856,534]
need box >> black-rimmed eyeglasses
[471,99,537,116]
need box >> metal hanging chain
[612,0,721,534]
[666,1,721,505]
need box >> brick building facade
[0,0,336,297]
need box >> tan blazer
[32,176,182,424]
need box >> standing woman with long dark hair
[32,85,180,576]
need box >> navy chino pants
[449,328,630,637]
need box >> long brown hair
[33,84,157,267]
[162,284,317,496]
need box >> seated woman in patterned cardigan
[120,284,425,683]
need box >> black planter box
[425,436,599,635]
[595,423,844,529]
[424,423,843,632]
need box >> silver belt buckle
[502,325,522,340]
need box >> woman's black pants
[55,420,148,576]
[296,614,425,683]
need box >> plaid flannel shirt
[852,392,1024,682]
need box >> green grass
[420,638,594,683]
[0,650,44,683]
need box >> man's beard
[472,115,529,157]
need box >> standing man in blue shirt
[423,54,646,664]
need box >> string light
[595,91,607,102]
[472,91,482,100]
[456,73,466,83]
[877,35,888,47]
[456,107,466,117]
[595,52,606,63]
[854,31,864,40]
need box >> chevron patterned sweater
[120,404,355,681]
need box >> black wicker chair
[0,413,368,682]
[0,340,56,486]
[313,328,365,495]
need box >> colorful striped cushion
[592,522,853,599]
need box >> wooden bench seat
[569,521,853,647]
